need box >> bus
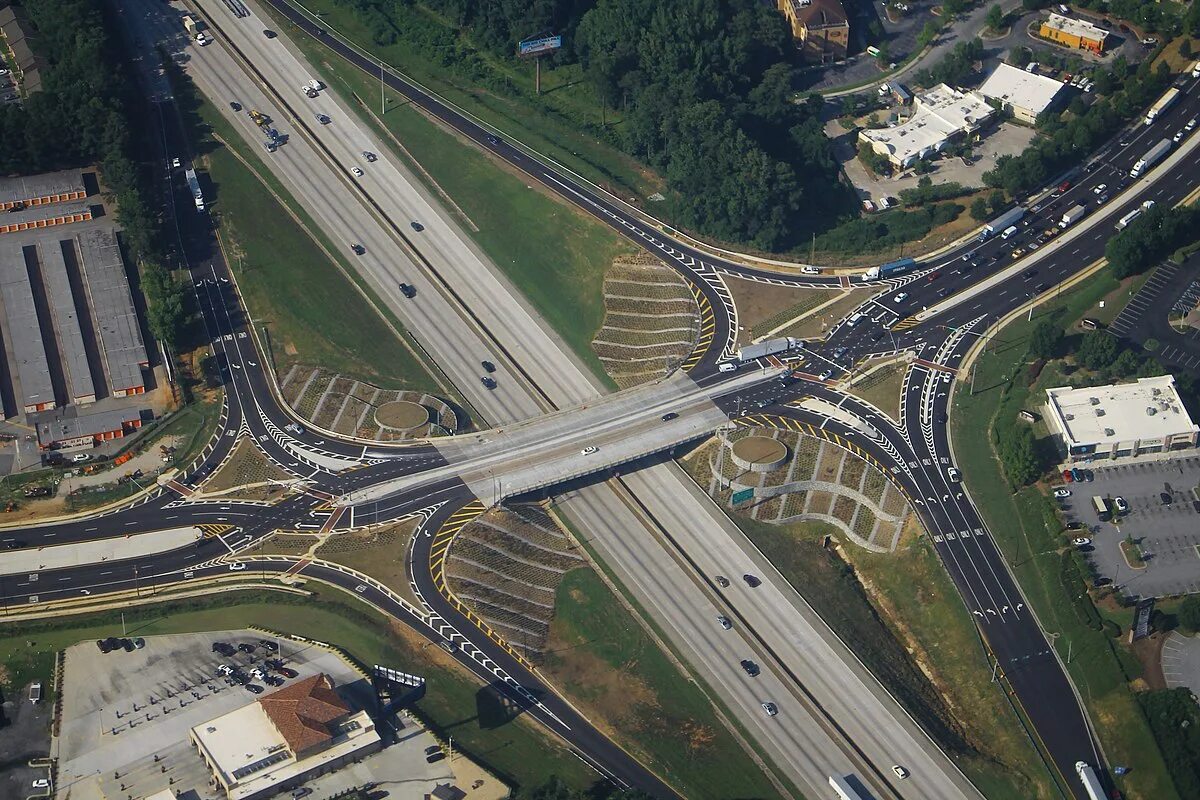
[1092,496,1111,522]
[828,775,868,800]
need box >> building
[1039,13,1108,55]
[190,674,381,800]
[778,0,849,64]
[1044,376,1200,462]
[858,83,995,169]
[35,408,144,450]
[977,62,1066,124]
[0,4,45,95]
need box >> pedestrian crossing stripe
[680,283,716,373]
[312,500,336,513]
[199,524,235,538]
[891,317,921,331]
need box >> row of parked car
[212,639,297,693]
[96,637,144,653]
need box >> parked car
[1054,488,1071,498]
[1072,537,1092,547]
[1114,496,1129,513]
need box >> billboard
[519,35,562,56]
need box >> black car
[481,360,496,373]
[230,101,242,111]
[212,642,235,656]
[3,540,24,549]
[278,667,299,679]
[237,642,256,653]
[410,221,424,232]
[97,639,113,653]
[245,683,264,694]
[399,282,416,298]
[426,751,446,764]
[351,244,365,255]
[743,574,761,588]
[486,135,499,146]
[714,575,731,588]
[259,640,278,653]
[1160,492,1173,505]
[264,675,284,686]
[263,29,276,37]
[481,376,497,390]
[424,745,442,756]
[740,659,760,677]
[266,658,285,670]
[121,638,135,652]
[661,412,679,421]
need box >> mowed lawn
[0,591,596,792]
[542,568,782,800]
[275,20,633,389]
[949,271,1179,800]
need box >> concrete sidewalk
[1,527,201,576]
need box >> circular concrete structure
[375,400,429,431]
[731,436,789,472]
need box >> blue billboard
[519,35,562,56]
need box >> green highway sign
[731,488,755,505]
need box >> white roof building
[1044,376,1200,462]
[858,83,994,168]
[977,63,1066,124]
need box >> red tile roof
[259,674,350,753]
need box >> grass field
[949,270,1180,800]
[169,61,447,396]
[542,568,781,800]
[270,18,630,387]
[0,589,598,793]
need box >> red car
[1062,469,1073,483]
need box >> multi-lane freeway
[4,1,1199,798]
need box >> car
[399,282,416,298]
[238,642,256,653]
[1082,470,1094,482]
[263,29,276,37]
[1173,130,1185,143]
[1054,488,1071,498]
[1114,496,1129,513]
[351,244,365,255]
[481,376,497,389]
[265,675,284,686]
[171,157,181,169]
[424,745,442,757]
[935,411,948,424]
[33,779,50,789]
[743,573,762,588]
[481,360,496,373]
[1062,470,1074,483]
[426,751,446,764]
[801,265,821,275]
[714,575,731,588]
[121,638,135,652]
[661,412,678,421]
[291,789,312,800]
[212,641,235,655]
[893,292,908,303]
[941,371,952,384]
[947,467,961,482]
[486,135,500,146]
[362,150,377,162]
[71,452,91,462]
[761,702,779,716]
[819,369,833,381]
[1011,247,1026,259]
[97,639,112,653]
[717,615,732,630]
[229,562,246,571]
[3,539,25,549]
[925,270,941,282]
[350,167,364,177]
[278,667,299,679]
[266,658,285,670]
[285,422,306,436]
[1141,36,1158,46]
[581,446,598,455]
[251,668,266,680]
[1187,118,1198,132]
[245,683,263,694]
[740,659,760,677]
[1072,537,1092,547]
[1160,491,1173,505]
[1034,283,1048,293]
[316,113,331,124]
[892,765,909,779]
[1071,467,1083,482]
[1097,193,1109,204]
[410,221,424,232]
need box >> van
[846,313,864,327]
[1001,225,1019,239]
[801,265,821,275]
[1018,410,1036,422]
[1081,318,1100,330]
[1058,3,1070,13]
[718,362,738,373]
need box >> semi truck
[737,336,800,362]
[185,168,205,212]
[861,256,917,281]
[980,206,1026,240]
[827,775,868,800]
[1130,138,1172,178]
[1115,200,1156,230]
[1074,761,1105,800]
[182,14,198,34]
[1058,203,1087,229]
[1144,87,1179,125]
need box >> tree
[1027,318,1064,359]
[987,189,1006,214]
[999,424,1041,485]
[986,4,1005,30]
[1180,596,1200,632]
[970,197,990,220]
[1076,331,1119,370]
[1109,348,1143,379]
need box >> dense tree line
[913,37,983,88]
[1137,689,1200,800]
[515,777,651,800]
[0,0,186,351]
[899,177,971,207]
[1105,204,1200,280]
[815,203,963,255]
[368,0,842,250]
[984,57,1172,197]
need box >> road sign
[519,35,562,56]
[732,488,754,505]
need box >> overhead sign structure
[518,35,562,57]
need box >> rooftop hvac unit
[1104,428,1115,436]
[1065,413,1075,420]
[1096,408,1105,416]
[1152,388,1162,396]
[1089,397,1100,405]
[1146,407,1158,415]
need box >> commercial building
[190,674,382,800]
[977,62,1066,124]
[1044,376,1200,462]
[858,83,995,169]
[0,243,55,413]
[778,0,849,63]
[1039,13,1108,55]
[35,407,143,450]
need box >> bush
[1180,596,1200,632]
[815,203,963,255]
[1106,204,1200,280]
[899,178,971,207]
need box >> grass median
[0,588,599,792]
[949,271,1179,800]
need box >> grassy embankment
[0,589,596,792]
[949,270,1179,800]
[265,8,629,387]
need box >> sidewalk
[0,526,201,576]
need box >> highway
[4,1,1199,798]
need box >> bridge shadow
[507,443,702,503]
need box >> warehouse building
[1039,13,1108,55]
[858,83,995,169]
[35,407,143,450]
[977,62,1067,124]
[778,0,849,63]
[76,227,147,397]
[38,236,96,405]
[190,674,381,800]
[1044,376,1199,462]
[0,244,55,413]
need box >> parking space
[1160,631,1200,695]
[1070,456,1200,597]
[1108,262,1177,338]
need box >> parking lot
[0,681,52,800]
[1068,455,1200,597]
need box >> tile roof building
[190,674,381,800]
[858,83,995,168]
[778,0,849,63]
[1039,13,1108,55]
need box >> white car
[947,467,961,483]
[33,779,50,789]
[1114,496,1129,513]
[1187,118,1197,132]
[1174,130,1185,143]
[350,167,364,177]
[1072,537,1092,547]
[892,765,909,779]
[800,265,821,275]
[171,157,181,168]
[761,702,778,716]
[71,453,91,463]
[580,446,598,455]
[893,292,908,303]
[819,369,833,381]
[228,562,246,571]
[1092,183,1107,194]
[1054,488,1071,498]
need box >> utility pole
[380,59,385,115]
